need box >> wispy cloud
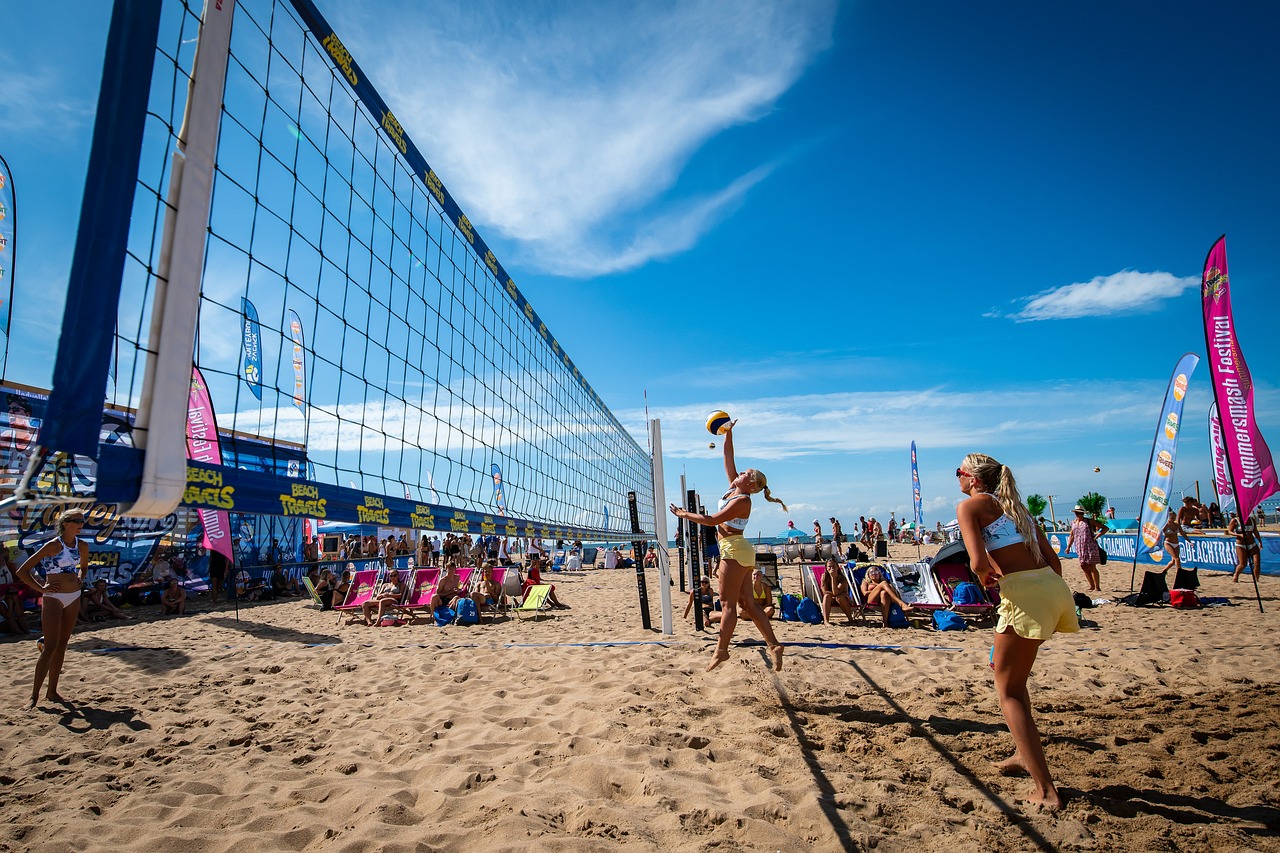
[347,0,837,277]
[0,59,93,135]
[991,270,1199,321]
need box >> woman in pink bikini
[16,509,90,707]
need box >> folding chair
[334,569,381,624]
[514,584,553,620]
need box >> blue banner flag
[491,463,507,515]
[0,155,15,338]
[910,441,923,527]
[241,297,263,400]
[1135,353,1199,564]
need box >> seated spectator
[820,558,855,625]
[860,566,912,627]
[683,576,720,626]
[0,585,31,635]
[430,565,467,611]
[643,545,658,568]
[81,579,131,621]
[521,555,567,608]
[315,569,336,610]
[152,551,175,584]
[362,569,407,626]
[751,570,775,620]
[476,564,507,622]
[235,570,264,601]
[161,578,187,615]
[331,568,352,608]
[565,550,582,571]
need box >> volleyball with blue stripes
[705,410,732,435]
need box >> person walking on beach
[1066,505,1107,592]
[671,421,786,672]
[956,454,1078,810]
[15,509,90,707]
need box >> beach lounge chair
[483,567,510,618]
[333,569,381,624]
[802,563,857,623]
[300,576,325,608]
[781,542,801,563]
[394,568,440,623]
[884,561,946,612]
[931,562,995,621]
[514,584,553,621]
[800,543,818,563]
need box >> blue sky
[2,0,1278,535]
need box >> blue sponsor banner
[240,297,263,400]
[182,459,612,542]
[910,441,923,527]
[1047,531,1280,575]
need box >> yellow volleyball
[705,410,731,435]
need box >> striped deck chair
[802,563,855,624]
[884,561,946,613]
[394,568,439,623]
[334,569,381,624]
[300,576,325,608]
[514,584,553,621]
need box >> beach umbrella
[778,527,807,539]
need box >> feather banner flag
[1209,403,1234,511]
[287,309,306,414]
[186,367,234,563]
[240,298,263,400]
[1200,236,1278,523]
[910,441,923,527]
[0,155,15,338]
[1135,353,1198,564]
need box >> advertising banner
[0,156,14,338]
[241,297,263,400]
[1135,353,1198,561]
[1209,402,1234,510]
[910,441,923,527]
[1201,236,1278,521]
[287,308,307,414]
[185,367,234,563]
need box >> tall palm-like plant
[1026,494,1047,518]
[1076,491,1107,518]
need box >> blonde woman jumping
[671,421,787,672]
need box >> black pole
[627,491,651,630]
[687,489,703,632]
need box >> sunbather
[1,585,31,635]
[860,566,912,627]
[752,570,775,619]
[820,558,855,625]
[362,569,406,625]
[477,564,506,621]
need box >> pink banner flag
[1200,236,1278,522]
[1208,402,1234,509]
[186,367,234,563]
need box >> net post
[126,0,236,518]
[627,491,651,631]
[648,419,673,635]
[687,488,703,632]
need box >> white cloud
[995,270,1199,322]
[347,0,836,277]
[0,60,92,135]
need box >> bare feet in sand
[1019,788,1065,811]
[991,756,1029,777]
[706,650,730,671]
[770,645,784,672]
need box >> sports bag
[932,610,966,631]
[779,593,801,622]
[1169,589,1200,609]
[455,596,479,625]
[951,581,985,606]
[796,597,823,625]
[433,605,456,626]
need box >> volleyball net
[17,0,654,543]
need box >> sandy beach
[2,545,1278,853]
